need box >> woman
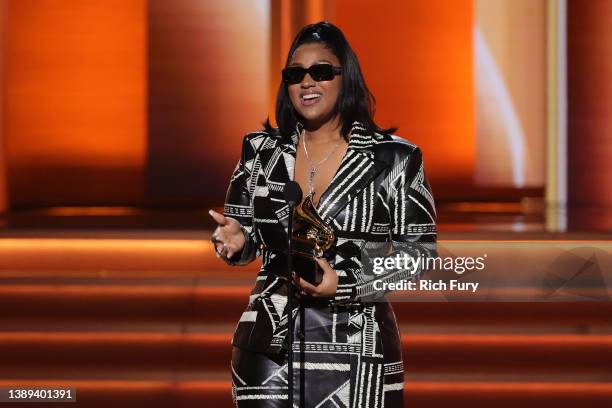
[209,21,436,408]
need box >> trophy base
[292,252,323,285]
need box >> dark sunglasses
[281,63,342,84]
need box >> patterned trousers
[231,300,404,407]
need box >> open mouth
[301,93,322,106]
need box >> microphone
[283,180,303,205]
[281,180,302,408]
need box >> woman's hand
[208,209,246,260]
[294,257,338,297]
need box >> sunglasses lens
[282,67,306,84]
[310,64,334,81]
[282,64,339,84]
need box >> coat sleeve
[388,146,437,251]
[333,146,437,303]
[222,134,262,266]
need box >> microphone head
[283,181,303,204]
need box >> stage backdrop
[1,0,551,208]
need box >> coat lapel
[260,123,300,234]
[263,120,388,233]
[315,122,389,224]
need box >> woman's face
[287,42,341,128]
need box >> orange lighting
[334,0,475,192]
[4,0,147,204]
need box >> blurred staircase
[0,231,612,407]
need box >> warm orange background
[4,0,147,206]
[474,0,546,188]
[334,0,475,192]
[1,0,477,208]
[567,0,612,228]
[147,0,270,202]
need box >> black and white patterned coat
[224,120,436,407]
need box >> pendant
[309,165,317,195]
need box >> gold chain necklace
[302,131,342,197]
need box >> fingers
[211,226,223,247]
[214,240,235,260]
[292,258,338,297]
[314,257,333,272]
[315,257,338,282]
[211,224,229,259]
[226,245,236,259]
[212,230,238,259]
[296,275,319,296]
[219,243,230,259]
[208,209,227,226]
[293,261,338,297]
[212,238,224,258]
[210,212,243,261]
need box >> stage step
[0,234,610,407]
[1,284,611,329]
[0,332,611,379]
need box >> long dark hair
[263,21,396,141]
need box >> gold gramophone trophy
[290,192,336,285]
